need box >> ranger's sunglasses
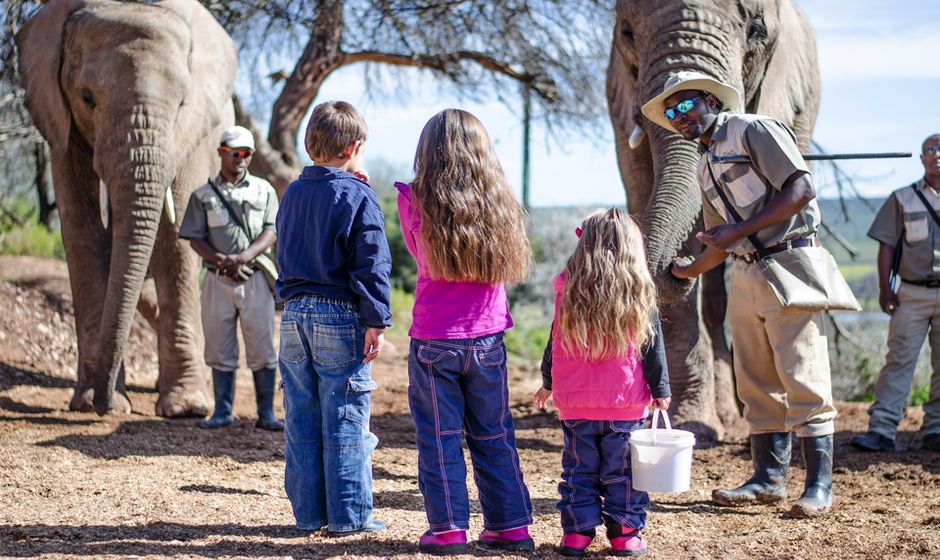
[664,96,702,120]
[220,147,254,158]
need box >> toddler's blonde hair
[558,208,657,360]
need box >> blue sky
[275,1,939,207]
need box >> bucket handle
[650,408,672,444]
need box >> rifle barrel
[711,152,912,164]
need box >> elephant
[606,0,820,439]
[15,0,237,416]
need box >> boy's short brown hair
[304,101,368,162]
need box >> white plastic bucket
[629,409,696,493]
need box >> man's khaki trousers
[201,271,277,372]
[868,282,940,438]
[726,259,837,437]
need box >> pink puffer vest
[550,274,651,421]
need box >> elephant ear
[159,0,237,146]
[15,0,87,155]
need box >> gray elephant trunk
[642,125,703,304]
[91,107,173,414]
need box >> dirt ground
[0,255,938,560]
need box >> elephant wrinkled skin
[607,0,820,438]
[16,0,237,416]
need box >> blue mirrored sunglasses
[925,146,940,154]
[663,96,702,120]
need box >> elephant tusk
[164,186,176,225]
[628,125,646,149]
[98,181,109,229]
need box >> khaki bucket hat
[641,71,742,133]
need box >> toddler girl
[395,108,534,555]
[533,208,671,557]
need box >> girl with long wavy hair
[533,208,672,557]
[394,109,534,554]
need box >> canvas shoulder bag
[706,162,861,312]
[208,181,278,293]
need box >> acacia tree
[199,0,614,193]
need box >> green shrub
[911,383,930,407]
[0,220,65,260]
[390,287,414,336]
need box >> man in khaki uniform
[643,71,837,518]
[852,134,940,453]
[179,126,283,431]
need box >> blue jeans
[558,419,649,532]
[279,296,379,532]
[408,334,533,533]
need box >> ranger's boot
[198,369,236,429]
[713,432,791,506]
[253,368,284,431]
[790,434,834,518]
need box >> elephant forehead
[71,4,190,58]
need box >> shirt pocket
[721,164,764,208]
[904,212,929,243]
[245,196,267,235]
[207,207,230,228]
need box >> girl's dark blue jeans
[408,333,533,532]
[558,419,650,532]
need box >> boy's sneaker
[606,520,647,557]
[478,526,535,551]
[418,530,469,555]
[327,518,385,536]
[559,530,595,557]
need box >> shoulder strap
[208,179,253,242]
[910,182,940,228]
[705,162,769,258]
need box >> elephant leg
[661,285,723,442]
[150,213,210,418]
[702,263,746,434]
[51,153,131,413]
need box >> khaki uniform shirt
[178,173,278,266]
[867,178,940,281]
[697,113,820,256]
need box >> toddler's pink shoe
[418,530,469,555]
[559,532,594,557]
[478,526,535,551]
[607,525,647,557]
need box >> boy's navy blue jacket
[275,165,392,328]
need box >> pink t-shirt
[395,182,513,339]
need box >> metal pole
[521,85,531,210]
[711,152,911,164]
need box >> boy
[275,101,392,534]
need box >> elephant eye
[747,16,768,42]
[620,20,635,43]
[80,89,96,109]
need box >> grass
[0,220,65,260]
[838,262,876,283]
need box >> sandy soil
[0,255,938,559]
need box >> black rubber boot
[198,369,235,429]
[252,368,284,431]
[713,432,791,506]
[790,434,834,518]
